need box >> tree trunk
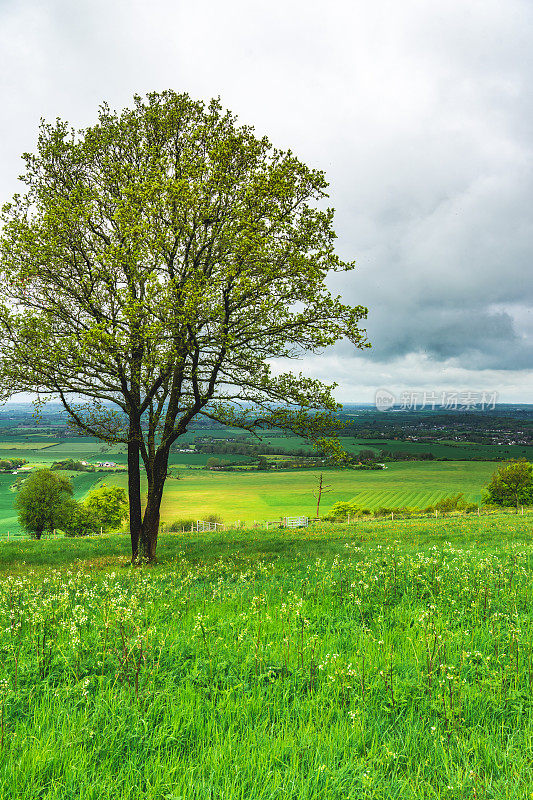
[35,528,43,540]
[128,429,143,562]
[140,449,169,562]
[316,473,323,518]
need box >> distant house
[96,461,116,467]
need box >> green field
[343,437,533,461]
[0,516,532,798]
[2,437,250,468]
[0,460,499,535]
[0,473,19,535]
[229,431,533,461]
[0,423,516,536]
[0,441,57,450]
[102,460,496,526]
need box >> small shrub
[323,501,360,521]
[204,513,223,524]
[374,506,393,517]
[165,519,195,532]
[425,494,467,514]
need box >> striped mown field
[0,459,504,536]
[103,460,497,525]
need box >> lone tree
[15,469,73,539]
[483,459,533,511]
[0,90,369,561]
[312,472,332,518]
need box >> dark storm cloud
[0,0,531,399]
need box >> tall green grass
[0,516,531,797]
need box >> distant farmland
[0,428,513,535]
[103,461,496,526]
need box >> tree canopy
[83,484,128,531]
[15,469,73,539]
[62,484,128,537]
[483,459,533,510]
[0,90,369,561]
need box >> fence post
[391,512,394,521]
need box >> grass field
[0,461,498,536]
[0,474,18,536]
[103,460,497,526]
[343,437,533,461]
[0,516,532,798]
[0,441,57,450]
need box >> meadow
[0,459,498,537]
[0,515,532,798]
[105,461,497,527]
[0,423,518,538]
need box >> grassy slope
[0,512,528,573]
[0,474,18,536]
[0,516,532,799]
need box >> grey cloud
[0,0,531,398]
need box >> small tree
[83,484,128,532]
[483,459,533,511]
[63,484,128,536]
[313,472,332,517]
[324,500,359,521]
[62,499,99,537]
[15,469,73,539]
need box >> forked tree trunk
[140,449,170,562]
[128,433,143,562]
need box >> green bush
[424,493,467,514]
[373,506,416,518]
[483,459,533,510]
[204,513,224,524]
[165,519,196,532]
[323,501,360,521]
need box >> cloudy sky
[1,0,531,403]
